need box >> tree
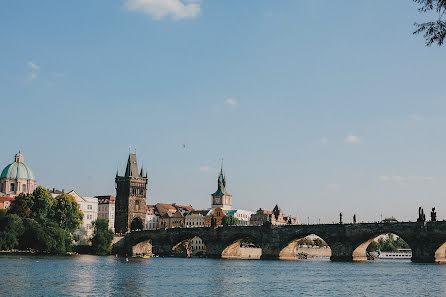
[43,222,70,254]
[18,218,46,251]
[0,210,24,250]
[52,193,83,234]
[29,186,55,224]
[413,0,446,46]
[91,219,114,255]
[222,215,240,226]
[8,193,31,218]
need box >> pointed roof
[212,165,230,196]
[125,153,140,177]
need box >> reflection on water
[0,255,445,297]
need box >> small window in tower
[10,183,15,192]
[135,200,140,211]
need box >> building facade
[67,190,98,245]
[115,153,148,234]
[0,152,36,197]
[211,167,232,210]
[0,196,14,209]
[145,205,160,230]
[205,207,226,227]
[185,210,209,228]
[188,236,206,255]
[97,195,115,232]
[250,204,298,226]
[225,209,253,226]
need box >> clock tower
[211,166,232,210]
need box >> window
[21,184,27,193]
[10,183,15,192]
[87,214,92,220]
[88,204,92,210]
[135,200,140,211]
[0,183,3,192]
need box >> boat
[371,249,412,259]
[134,253,151,259]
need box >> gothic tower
[115,153,148,233]
[211,166,232,210]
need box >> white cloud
[319,137,328,144]
[28,61,40,70]
[345,134,360,143]
[199,166,211,172]
[379,175,433,183]
[224,98,237,105]
[408,114,423,120]
[29,73,37,80]
[125,0,201,20]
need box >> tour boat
[372,249,412,259]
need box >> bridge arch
[172,236,207,257]
[221,233,263,260]
[279,233,332,260]
[434,242,446,263]
[352,232,412,262]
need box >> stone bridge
[112,221,446,263]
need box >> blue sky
[1,0,445,223]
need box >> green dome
[0,152,35,181]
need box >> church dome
[0,152,35,181]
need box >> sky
[1,0,445,224]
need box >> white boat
[371,249,412,259]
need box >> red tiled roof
[157,203,177,211]
[176,205,194,211]
[0,196,14,202]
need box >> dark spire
[140,164,144,177]
[125,153,139,177]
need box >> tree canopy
[413,0,446,46]
[90,219,114,255]
[1,187,84,254]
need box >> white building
[67,190,98,245]
[96,195,115,232]
[226,209,254,226]
[145,205,160,230]
[185,210,209,228]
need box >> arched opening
[353,233,411,262]
[221,237,262,260]
[280,234,331,260]
[172,236,207,258]
[132,240,152,257]
[434,242,446,263]
[130,217,144,231]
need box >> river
[0,255,445,296]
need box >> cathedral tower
[211,166,232,210]
[115,153,148,233]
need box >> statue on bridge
[339,212,343,224]
[353,214,356,224]
[431,207,437,222]
[417,207,426,223]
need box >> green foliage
[2,187,84,254]
[367,234,410,252]
[413,0,446,46]
[52,193,83,233]
[91,219,114,255]
[8,193,31,218]
[29,186,55,225]
[222,215,240,226]
[0,210,24,250]
[43,222,70,254]
[18,218,46,251]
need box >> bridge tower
[115,152,148,234]
[211,166,232,210]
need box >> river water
[0,255,445,297]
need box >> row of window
[0,183,31,193]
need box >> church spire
[125,153,139,177]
